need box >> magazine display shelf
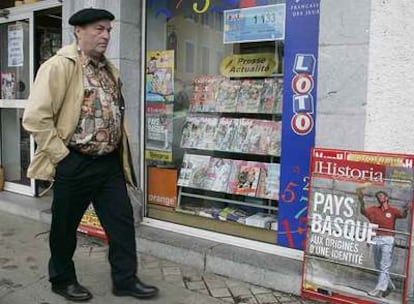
[175,74,283,230]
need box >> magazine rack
[175,71,283,230]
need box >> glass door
[0,12,35,196]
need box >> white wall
[316,0,371,150]
[365,0,414,154]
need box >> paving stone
[220,297,236,303]
[255,293,277,304]
[204,272,227,280]
[276,295,297,303]
[140,267,162,276]
[229,285,253,297]
[164,275,186,287]
[162,266,182,276]
[226,279,250,288]
[161,260,179,267]
[209,287,232,298]
[272,291,287,297]
[142,261,160,269]
[235,295,259,304]
[251,286,273,295]
[186,280,207,290]
[204,279,227,289]
[197,288,210,295]
[183,273,203,282]
[140,254,158,263]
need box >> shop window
[145,0,285,244]
[201,46,210,74]
[0,20,30,99]
[185,41,195,73]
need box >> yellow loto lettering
[193,0,210,13]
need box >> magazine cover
[204,158,233,192]
[259,78,277,113]
[257,163,281,200]
[236,79,263,113]
[302,148,414,304]
[180,115,204,149]
[244,120,273,155]
[227,160,248,194]
[231,118,255,153]
[267,121,282,156]
[215,78,240,112]
[146,103,173,152]
[189,75,222,112]
[177,154,210,188]
[187,154,211,189]
[1,71,16,99]
[77,204,107,240]
[274,78,284,113]
[234,162,262,197]
[198,116,219,150]
[214,118,239,152]
[146,50,174,103]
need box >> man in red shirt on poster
[357,186,411,298]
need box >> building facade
[0,0,413,297]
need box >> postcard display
[302,148,414,304]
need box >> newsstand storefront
[143,0,320,251]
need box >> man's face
[76,20,112,58]
[376,192,388,205]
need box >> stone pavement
[0,211,317,304]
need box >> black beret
[69,8,115,26]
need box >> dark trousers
[48,149,137,288]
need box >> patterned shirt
[69,56,122,155]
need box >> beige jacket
[22,43,137,186]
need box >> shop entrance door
[0,12,35,196]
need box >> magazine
[257,163,280,200]
[187,154,211,189]
[204,158,233,192]
[227,160,248,194]
[244,120,272,155]
[267,121,282,156]
[1,71,16,99]
[146,50,174,103]
[259,78,283,114]
[189,75,222,112]
[214,118,239,151]
[231,118,254,153]
[245,212,276,229]
[197,116,219,150]
[180,115,203,149]
[177,154,211,188]
[215,79,240,112]
[234,162,262,197]
[146,103,173,151]
[274,78,283,113]
[198,207,221,219]
[236,79,263,113]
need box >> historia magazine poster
[302,148,414,304]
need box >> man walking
[23,8,158,302]
[357,186,410,298]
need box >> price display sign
[223,4,285,44]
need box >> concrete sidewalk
[0,211,313,304]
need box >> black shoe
[51,282,93,302]
[113,278,159,299]
[382,284,396,298]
